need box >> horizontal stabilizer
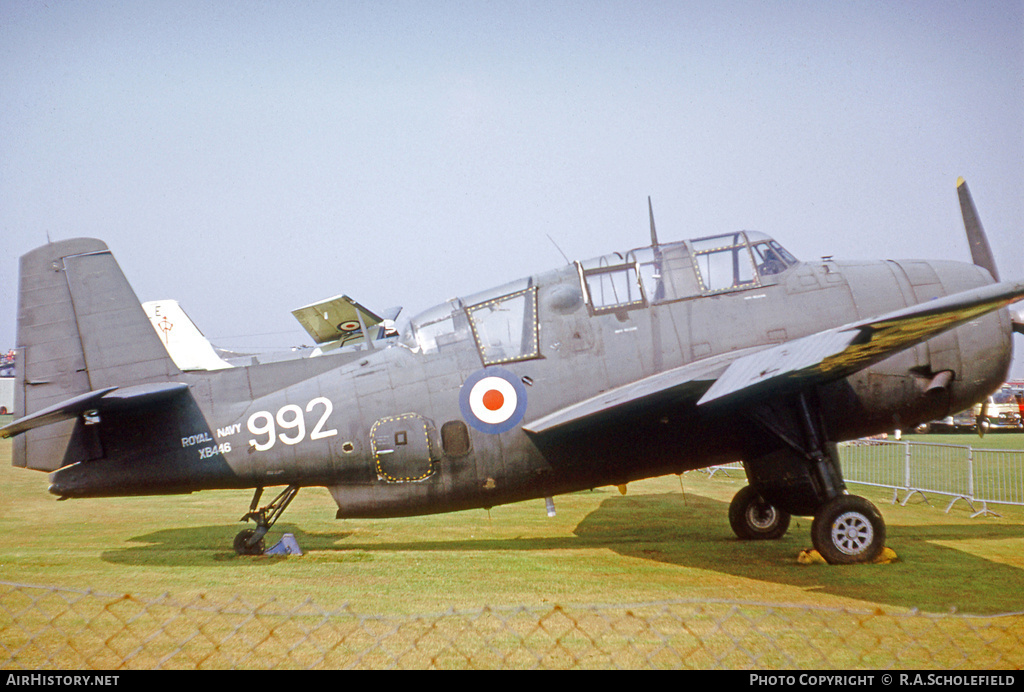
[0,382,188,439]
[292,295,383,345]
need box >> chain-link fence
[2,581,1023,670]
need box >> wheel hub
[748,504,778,530]
[831,511,874,555]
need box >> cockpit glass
[751,242,786,275]
[400,300,469,354]
[466,286,540,365]
[575,231,798,311]
[401,279,541,364]
[631,242,701,304]
[689,233,759,292]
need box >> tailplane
[7,239,181,470]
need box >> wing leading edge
[524,279,1024,436]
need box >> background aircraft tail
[11,238,181,471]
[142,299,233,371]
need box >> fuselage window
[441,420,472,457]
[466,286,540,365]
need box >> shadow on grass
[101,523,354,567]
[102,492,1024,613]
[571,493,1024,615]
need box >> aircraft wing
[524,278,1024,435]
[522,345,768,434]
[291,295,384,345]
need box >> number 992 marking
[247,397,338,452]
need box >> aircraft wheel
[811,495,885,565]
[729,485,790,540]
[233,529,265,556]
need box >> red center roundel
[482,389,505,411]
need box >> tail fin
[11,238,180,470]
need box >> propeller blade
[957,177,1000,281]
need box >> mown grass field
[1,428,1023,619]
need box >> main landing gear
[729,391,888,564]
[728,485,790,541]
[810,494,885,565]
[729,487,886,564]
[234,485,300,555]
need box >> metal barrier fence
[2,581,1024,670]
[837,441,1024,516]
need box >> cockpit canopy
[400,231,797,359]
[578,231,797,314]
[399,279,540,365]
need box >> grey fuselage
[46,241,1012,519]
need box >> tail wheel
[729,485,791,540]
[811,495,886,564]
[233,529,265,556]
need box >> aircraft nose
[929,260,995,296]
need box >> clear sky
[2,1,1022,376]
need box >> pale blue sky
[2,1,1022,375]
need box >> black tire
[811,495,886,565]
[729,485,791,540]
[233,529,265,556]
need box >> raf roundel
[459,368,528,434]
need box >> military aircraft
[3,179,1023,564]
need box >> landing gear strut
[234,485,300,555]
[733,391,889,564]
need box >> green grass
[2,433,1024,619]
